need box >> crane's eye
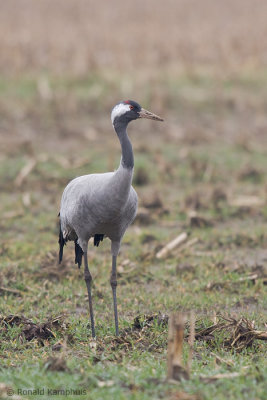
[130,105,134,110]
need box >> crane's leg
[110,255,119,336]
[84,250,96,338]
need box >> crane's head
[111,100,163,127]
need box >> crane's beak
[138,108,164,121]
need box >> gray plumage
[60,166,137,256]
[58,100,163,338]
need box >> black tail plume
[94,234,104,247]
[58,225,66,264]
[75,239,84,268]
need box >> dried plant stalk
[167,313,189,381]
[187,311,195,371]
[156,232,188,259]
[14,158,37,187]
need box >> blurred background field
[1,0,267,151]
[0,1,266,399]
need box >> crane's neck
[106,120,134,208]
[114,121,134,169]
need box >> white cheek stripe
[111,103,131,124]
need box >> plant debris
[0,383,22,400]
[36,251,78,281]
[167,313,190,381]
[189,211,213,228]
[0,286,24,296]
[134,207,154,225]
[200,372,241,383]
[0,314,67,344]
[133,313,169,329]
[238,166,263,182]
[14,157,37,187]
[96,313,169,354]
[142,194,163,209]
[228,195,265,208]
[168,390,202,400]
[133,167,149,186]
[205,273,265,291]
[210,352,234,367]
[44,356,69,372]
[156,232,188,259]
[194,315,267,351]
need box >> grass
[0,114,266,399]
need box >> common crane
[58,100,163,337]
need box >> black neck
[114,120,134,169]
